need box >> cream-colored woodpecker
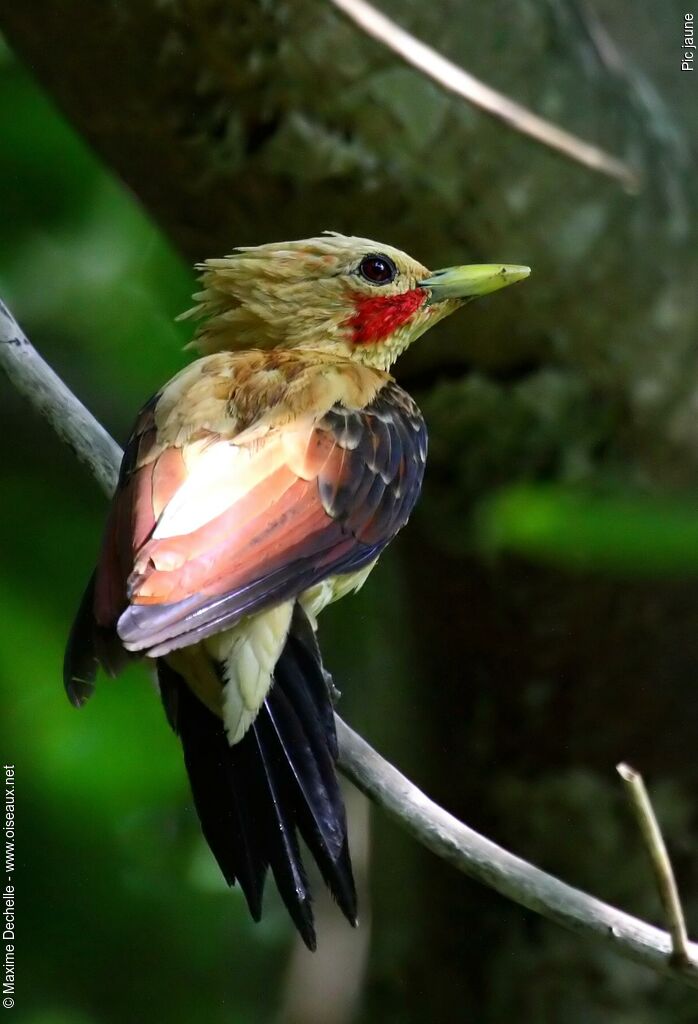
[65,233,529,949]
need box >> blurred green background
[0,2,698,1022]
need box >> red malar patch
[347,288,426,345]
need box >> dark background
[0,2,697,1021]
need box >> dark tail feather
[158,660,267,919]
[264,645,357,923]
[157,604,356,950]
[63,574,129,707]
[248,718,316,945]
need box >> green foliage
[478,485,698,575]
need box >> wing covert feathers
[115,376,427,656]
[158,604,356,950]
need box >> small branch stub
[617,762,692,967]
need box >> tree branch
[3,297,698,986]
[329,0,640,192]
[0,299,120,496]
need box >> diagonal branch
[329,0,640,192]
[0,299,121,496]
[2,297,698,986]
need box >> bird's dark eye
[359,254,397,285]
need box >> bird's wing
[95,373,426,658]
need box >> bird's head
[182,233,529,371]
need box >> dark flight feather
[64,573,130,706]
[63,575,99,708]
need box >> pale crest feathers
[179,232,431,356]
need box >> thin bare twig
[329,0,640,192]
[617,762,691,966]
[3,298,698,985]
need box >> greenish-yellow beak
[419,263,530,302]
